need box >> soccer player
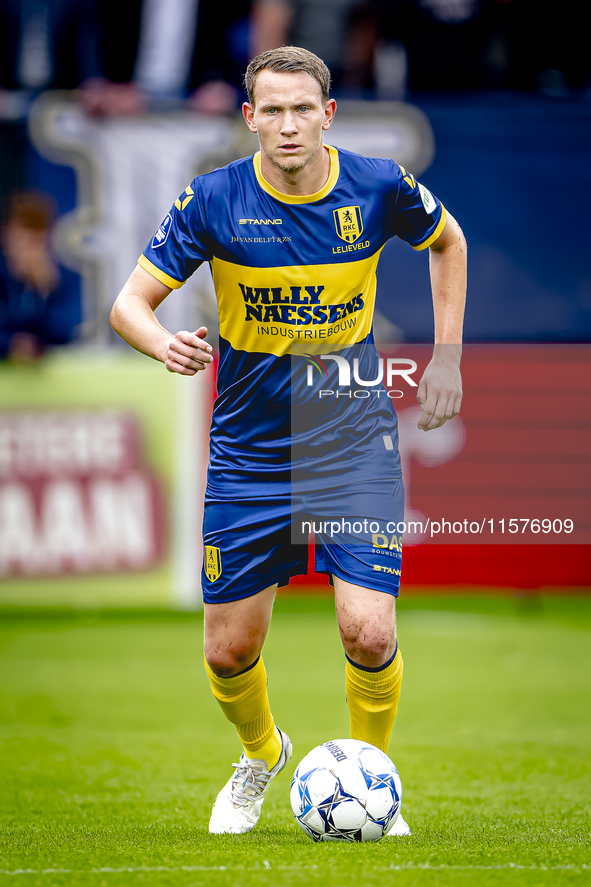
[110,46,466,836]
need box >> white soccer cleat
[209,728,293,834]
[384,810,412,837]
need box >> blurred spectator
[380,0,488,92]
[0,190,80,362]
[252,0,590,97]
[187,0,253,112]
[251,0,490,95]
[381,0,591,95]
[0,0,145,117]
[1,0,587,122]
[491,0,590,96]
[102,0,252,115]
[0,0,103,91]
[132,0,201,102]
[0,0,254,117]
[252,0,381,94]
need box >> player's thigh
[311,476,404,600]
[204,584,277,676]
[202,492,307,604]
[333,576,397,666]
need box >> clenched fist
[165,327,213,375]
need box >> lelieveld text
[332,239,371,254]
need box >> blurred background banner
[0,352,210,608]
[1,0,590,607]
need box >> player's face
[243,70,336,174]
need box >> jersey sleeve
[388,164,447,251]
[138,179,213,288]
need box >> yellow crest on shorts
[333,206,363,243]
[204,545,222,582]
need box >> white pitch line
[1,863,589,875]
[0,867,232,875]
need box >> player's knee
[204,638,260,677]
[341,623,396,668]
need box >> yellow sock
[204,654,282,767]
[345,644,403,753]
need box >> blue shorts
[201,477,404,604]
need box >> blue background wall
[377,93,591,343]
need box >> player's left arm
[417,212,467,431]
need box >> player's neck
[260,144,331,196]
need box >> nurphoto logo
[305,354,418,399]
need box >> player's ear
[322,99,337,131]
[242,102,257,133]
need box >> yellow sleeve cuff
[411,206,447,251]
[138,254,185,289]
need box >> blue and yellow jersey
[139,145,446,493]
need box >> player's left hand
[416,350,462,431]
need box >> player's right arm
[110,264,213,375]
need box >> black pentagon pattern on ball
[306,769,361,842]
[297,770,395,841]
[365,769,401,825]
[297,767,338,839]
[291,740,402,842]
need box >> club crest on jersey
[151,214,172,249]
[204,545,222,582]
[333,206,363,244]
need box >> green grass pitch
[1,593,590,886]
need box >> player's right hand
[164,327,213,375]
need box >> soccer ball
[290,739,402,842]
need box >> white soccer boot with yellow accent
[385,809,412,837]
[209,728,293,834]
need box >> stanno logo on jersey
[372,564,401,576]
[151,214,172,249]
[333,206,364,244]
[239,218,283,225]
[204,545,222,582]
[174,185,194,211]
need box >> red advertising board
[291,345,591,590]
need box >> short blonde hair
[244,46,331,106]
